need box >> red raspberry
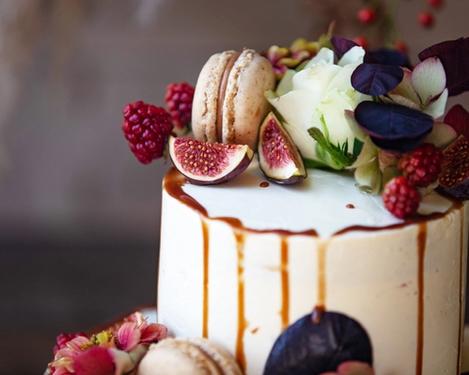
[165,82,195,130]
[398,143,443,187]
[122,101,173,164]
[353,36,369,50]
[418,11,434,28]
[357,7,377,24]
[427,0,444,9]
[383,176,421,219]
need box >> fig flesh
[263,310,373,375]
[169,136,253,185]
[438,135,469,200]
[258,112,306,184]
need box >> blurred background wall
[0,0,467,373]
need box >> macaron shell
[188,338,243,375]
[222,49,275,149]
[192,51,237,144]
[137,339,222,375]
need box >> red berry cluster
[165,82,194,131]
[383,144,443,218]
[122,82,195,164]
[122,101,173,164]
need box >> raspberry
[418,11,434,28]
[398,143,443,187]
[383,176,421,219]
[427,0,444,9]
[353,36,369,50]
[165,82,194,130]
[122,101,173,164]
[357,7,376,24]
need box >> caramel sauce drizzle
[316,241,328,319]
[280,237,289,330]
[201,219,210,339]
[416,223,427,375]
[235,229,247,372]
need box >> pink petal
[444,104,469,139]
[337,361,374,375]
[140,323,168,343]
[411,57,446,105]
[74,347,115,375]
[117,322,141,351]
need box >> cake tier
[157,165,468,375]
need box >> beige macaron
[136,338,242,375]
[192,49,275,150]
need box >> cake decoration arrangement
[50,23,468,375]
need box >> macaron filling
[216,51,241,142]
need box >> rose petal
[117,322,141,351]
[338,46,365,67]
[444,104,469,139]
[303,47,334,69]
[423,121,457,148]
[140,324,168,343]
[423,88,448,119]
[418,37,469,96]
[411,57,446,105]
[74,347,115,375]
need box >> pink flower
[320,361,374,375]
[116,322,141,351]
[74,346,115,375]
[116,313,168,349]
[140,323,168,343]
[53,333,88,355]
[50,336,93,375]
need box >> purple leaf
[351,64,404,96]
[355,101,434,152]
[364,48,411,68]
[444,104,469,139]
[331,36,358,59]
[418,37,469,96]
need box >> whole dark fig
[263,310,373,375]
[438,136,469,200]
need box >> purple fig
[258,112,306,185]
[438,136,469,200]
[263,311,373,375]
[168,136,253,185]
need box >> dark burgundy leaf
[418,38,469,96]
[370,135,427,153]
[264,311,373,375]
[331,36,358,59]
[355,101,434,152]
[351,64,404,96]
[364,48,411,68]
[444,104,469,139]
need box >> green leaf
[352,139,364,157]
[307,127,356,169]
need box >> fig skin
[437,136,469,200]
[263,311,373,375]
[258,112,306,185]
[168,136,254,185]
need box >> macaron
[192,49,275,149]
[136,338,242,375]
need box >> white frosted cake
[158,163,468,374]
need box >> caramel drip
[235,230,247,372]
[280,237,290,330]
[201,219,210,338]
[316,241,328,316]
[456,207,465,373]
[416,223,427,375]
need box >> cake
[47,34,469,375]
[158,163,468,374]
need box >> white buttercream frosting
[182,161,452,237]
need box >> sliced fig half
[258,112,306,184]
[438,136,469,200]
[168,136,253,185]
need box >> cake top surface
[178,162,453,237]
